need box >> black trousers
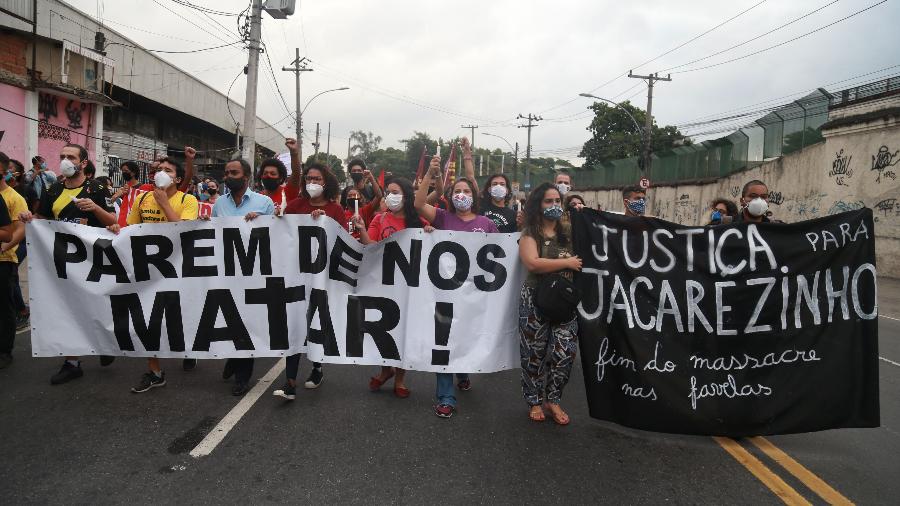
[0,262,16,354]
[226,358,254,384]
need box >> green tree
[400,131,439,176]
[782,127,824,154]
[368,147,407,176]
[349,130,382,162]
[579,101,689,169]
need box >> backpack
[532,233,582,323]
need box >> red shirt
[343,201,378,239]
[116,183,142,227]
[261,181,300,208]
[367,211,427,241]
[284,196,345,225]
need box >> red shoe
[368,369,395,391]
[394,385,410,398]
[434,404,454,418]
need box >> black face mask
[350,172,364,184]
[121,172,133,181]
[261,177,280,192]
[207,188,218,195]
[224,177,244,192]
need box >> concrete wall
[578,98,900,277]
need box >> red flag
[414,145,427,182]
[442,143,457,187]
[378,169,385,190]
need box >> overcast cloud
[68,0,900,163]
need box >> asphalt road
[2,281,899,504]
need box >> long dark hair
[301,162,339,200]
[387,177,423,229]
[523,182,568,246]
[480,173,511,206]
[444,177,479,214]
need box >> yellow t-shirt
[0,186,27,263]
[126,190,199,224]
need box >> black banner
[572,208,879,436]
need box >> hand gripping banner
[27,215,522,373]
[571,209,879,436]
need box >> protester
[622,185,647,216]
[347,159,376,201]
[555,171,573,197]
[209,159,275,396]
[258,139,303,215]
[273,161,343,400]
[736,180,771,223]
[565,194,585,211]
[0,152,27,370]
[353,176,429,398]
[83,160,96,180]
[111,161,143,227]
[414,154,499,418]
[518,182,583,425]
[341,185,379,239]
[205,179,220,205]
[709,198,739,225]
[479,173,518,233]
[25,155,57,207]
[6,159,33,329]
[138,147,195,193]
[109,156,199,392]
[18,143,118,383]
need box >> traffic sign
[639,177,651,189]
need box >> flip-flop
[529,406,546,422]
[544,403,570,426]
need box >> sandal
[394,385,411,398]
[529,405,545,422]
[368,369,395,391]
[543,403,570,426]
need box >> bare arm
[179,147,196,192]
[519,235,582,274]
[286,138,302,188]
[0,221,24,252]
[460,137,477,193]
[415,156,440,224]
[425,160,444,205]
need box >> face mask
[199,193,210,202]
[121,172,133,181]
[350,172,364,184]
[3,173,13,183]
[224,177,245,192]
[261,177,280,192]
[207,188,217,196]
[543,204,564,220]
[711,210,722,223]
[626,198,646,216]
[40,162,47,170]
[489,185,507,200]
[60,159,78,178]
[746,197,768,217]
[306,183,324,198]
[556,183,570,196]
[452,193,473,212]
[385,193,404,211]
[154,170,173,189]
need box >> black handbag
[533,272,582,323]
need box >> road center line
[880,356,900,368]
[748,437,854,505]
[189,358,285,459]
[712,437,811,505]
[880,314,900,322]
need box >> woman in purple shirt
[414,155,498,418]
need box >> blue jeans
[435,373,469,406]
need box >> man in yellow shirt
[0,152,27,369]
[109,156,199,393]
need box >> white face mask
[60,159,78,177]
[746,197,768,217]
[385,193,404,211]
[556,183,570,196]
[489,185,507,200]
[452,193,473,212]
[154,170,173,189]
[306,183,324,198]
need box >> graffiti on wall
[872,146,899,183]
[38,93,58,122]
[729,186,740,198]
[828,199,865,215]
[769,191,784,206]
[785,191,827,217]
[64,101,87,129]
[828,149,853,186]
[874,198,897,218]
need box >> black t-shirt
[38,179,114,227]
[0,196,10,226]
[14,183,38,210]
[481,200,517,233]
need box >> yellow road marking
[749,437,854,505]
[712,437,811,506]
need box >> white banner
[27,216,523,373]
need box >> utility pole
[346,137,351,163]
[461,124,478,148]
[312,122,321,156]
[282,48,313,144]
[500,153,505,174]
[326,121,331,160]
[513,142,519,188]
[234,124,241,154]
[628,71,672,176]
[240,0,263,165]
[517,114,542,191]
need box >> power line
[106,40,243,54]
[671,1,887,74]
[151,0,241,46]
[169,0,242,16]
[226,68,244,130]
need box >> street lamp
[579,92,648,172]
[482,132,519,184]
[299,87,350,148]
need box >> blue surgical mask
[711,210,722,223]
[626,198,646,216]
[3,173,13,183]
[543,204,564,220]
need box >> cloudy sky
[69,0,899,163]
